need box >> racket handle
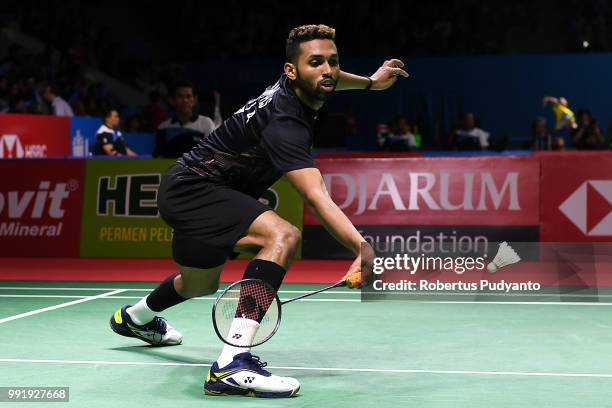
[344,272,362,289]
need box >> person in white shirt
[94,108,137,156]
[41,84,74,117]
[154,80,220,158]
[452,112,489,150]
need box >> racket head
[212,278,282,348]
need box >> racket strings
[235,281,276,322]
[213,279,281,347]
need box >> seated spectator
[450,112,489,150]
[376,123,391,148]
[94,108,137,156]
[40,83,74,117]
[531,117,563,150]
[378,116,418,151]
[153,80,218,158]
[571,110,606,150]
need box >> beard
[294,69,335,102]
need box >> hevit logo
[0,179,78,237]
[559,180,612,236]
[97,174,160,217]
[0,134,48,158]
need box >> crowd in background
[1,1,611,153]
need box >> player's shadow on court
[109,344,218,365]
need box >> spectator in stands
[41,83,74,117]
[94,108,137,156]
[153,80,218,158]
[141,90,169,131]
[378,116,418,151]
[571,110,606,150]
[450,112,490,150]
[543,96,576,145]
[531,117,562,150]
[376,123,391,148]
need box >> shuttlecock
[487,242,521,273]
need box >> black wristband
[364,77,372,90]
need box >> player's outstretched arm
[285,167,373,286]
[336,59,409,91]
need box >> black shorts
[157,163,270,267]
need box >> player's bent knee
[271,224,301,251]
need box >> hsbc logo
[559,180,612,236]
[0,134,23,158]
[0,134,47,158]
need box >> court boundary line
[2,286,611,298]
[0,289,127,324]
[3,294,612,305]
[0,286,355,295]
[1,357,612,379]
[0,294,357,303]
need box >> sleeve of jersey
[96,132,113,145]
[261,117,316,173]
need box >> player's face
[107,111,120,128]
[173,87,195,115]
[294,39,340,101]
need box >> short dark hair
[102,108,118,120]
[286,24,336,63]
[172,80,195,97]
[41,82,58,96]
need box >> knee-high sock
[217,260,286,367]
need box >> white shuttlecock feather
[487,242,521,273]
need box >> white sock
[216,318,260,368]
[126,297,157,325]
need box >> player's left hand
[369,59,409,91]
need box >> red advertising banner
[540,151,612,242]
[0,159,85,256]
[0,114,70,158]
[306,157,540,226]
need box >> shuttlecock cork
[487,242,521,273]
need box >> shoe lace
[243,354,268,371]
[143,317,167,335]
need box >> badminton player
[109,24,407,397]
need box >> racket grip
[345,272,362,289]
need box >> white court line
[0,294,86,299]
[0,287,354,295]
[1,286,610,298]
[1,357,611,379]
[2,294,612,305]
[0,295,358,302]
[0,289,126,324]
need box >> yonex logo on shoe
[244,377,254,384]
[232,334,242,339]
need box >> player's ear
[284,62,297,80]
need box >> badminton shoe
[109,305,182,346]
[204,352,300,398]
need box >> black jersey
[177,74,317,198]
